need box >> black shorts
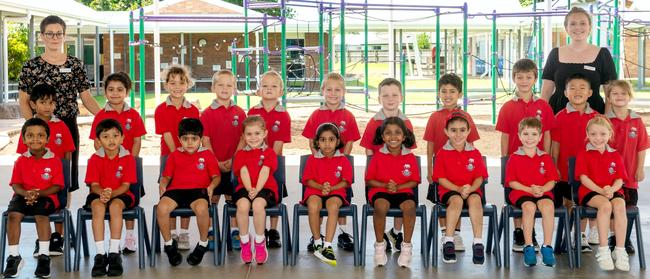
[581,192,625,206]
[515,196,554,209]
[555,181,572,204]
[301,194,346,207]
[371,192,415,209]
[84,193,135,210]
[213,171,234,196]
[232,188,277,208]
[440,191,484,208]
[623,188,638,206]
[7,196,56,216]
[162,189,209,209]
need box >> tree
[416,33,431,50]
[78,0,153,11]
[8,23,28,81]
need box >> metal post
[400,51,406,113]
[435,8,441,110]
[95,26,101,91]
[244,0,251,109]
[340,0,345,75]
[180,33,185,66]
[281,0,287,105]
[596,5,601,46]
[364,0,369,112]
[566,0,570,45]
[77,22,83,61]
[612,0,620,77]
[0,12,5,103]
[638,28,645,90]
[462,2,468,111]
[232,40,238,105]
[28,14,35,58]
[319,3,324,84]
[537,14,542,91]
[139,8,146,119]
[263,14,269,72]
[328,10,333,73]
[491,11,497,125]
[109,29,115,73]
[129,11,135,107]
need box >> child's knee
[400,200,416,213]
[252,199,267,211]
[521,202,536,212]
[7,212,23,223]
[447,196,463,207]
[192,203,209,216]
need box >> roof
[0,0,108,30]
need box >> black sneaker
[164,240,183,266]
[609,235,636,254]
[91,254,108,277]
[2,255,23,278]
[337,232,354,252]
[387,230,404,252]
[608,235,616,251]
[33,239,39,257]
[187,243,208,266]
[442,241,456,263]
[265,229,282,248]
[472,243,485,265]
[512,228,525,252]
[49,232,63,256]
[106,253,123,277]
[34,254,51,278]
[307,235,324,252]
[382,233,392,252]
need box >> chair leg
[431,205,439,268]
[496,208,504,246]
[563,211,574,268]
[212,205,221,266]
[352,206,359,266]
[360,204,368,266]
[74,209,83,271]
[491,206,502,268]
[503,206,510,268]
[420,206,429,268]
[290,204,299,266]
[81,217,89,258]
[554,215,564,254]
[574,208,581,268]
[486,210,493,254]
[142,212,151,257]
[220,205,230,264]
[66,213,76,251]
[0,214,8,272]
[281,205,289,266]
[63,210,71,272]
[137,208,145,269]
[634,214,646,269]
[149,205,158,267]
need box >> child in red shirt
[505,117,558,267]
[302,123,353,265]
[575,117,629,271]
[4,118,64,278]
[366,117,420,268]
[84,119,137,277]
[154,65,200,250]
[157,118,220,267]
[232,116,279,264]
[432,113,488,265]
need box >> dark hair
[178,118,203,137]
[445,112,470,130]
[438,73,463,93]
[95,119,123,138]
[372,117,416,148]
[21,118,50,140]
[378,77,402,93]
[40,15,66,34]
[29,83,57,103]
[512,58,538,79]
[313,123,344,151]
[104,72,132,92]
[565,72,591,87]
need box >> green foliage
[416,33,431,50]
[78,0,153,11]
[8,23,29,81]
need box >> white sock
[323,241,332,248]
[126,229,134,238]
[231,227,239,233]
[240,234,250,243]
[255,234,265,243]
[8,245,19,257]
[392,227,402,234]
[314,238,323,247]
[473,238,483,245]
[95,241,105,255]
[38,241,49,256]
[164,239,173,246]
[444,236,454,243]
[180,229,189,235]
[615,246,625,252]
[109,239,120,253]
[198,240,208,247]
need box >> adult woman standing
[541,7,617,114]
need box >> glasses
[43,32,64,39]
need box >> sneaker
[231,230,241,251]
[265,229,282,248]
[307,235,323,252]
[512,228,525,252]
[187,244,208,266]
[472,243,485,265]
[541,245,556,267]
[397,242,413,268]
[163,240,183,266]
[373,241,388,266]
[387,230,403,252]
[442,241,456,263]
[523,245,537,267]
[34,254,50,278]
[453,232,466,252]
[612,247,630,271]
[608,235,636,255]
[337,232,354,252]
[122,234,137,255]
[314,245,337,266]
[106,253,123,277]
[588,227,599,245]
[581,233,593,253]
[91,254,108,277]
[49,232,63,256]
[382,233,392,252]
[171,233,179,243]
[254,239,268,264]
[240,240,252,264]
[178,233,190,251]
[2,255,24,278]
[595,246,615,271]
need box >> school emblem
[402,164,412,177]
[258,155,265,167]
[629,127,637,139]
[54,133,62,145]
[535,109,542,120]
[232,115,239,127]
[466,158,475,171]
[41,167,51,181]
[197,158,205,170]
[116,166,123,178]
[539,161,546,175]
[608,162,616,175]
[125,119,132,130]
[339,121,347,133]
[335,166,343,178]
[272,120,280,132]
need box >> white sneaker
[123,234,137,253]
[596,246,615,271]
[612,247,630,271]
[588,227,599,245]
[581,233,593,253]
[374,241,388,266]
[178,233,190,251]
[397,242,412,268]
[453,232,465,252]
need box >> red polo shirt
[423,107,480,155]
[84,147,137,202]
[301,151,353,204]
[496,95,556,155]
[90,103,147,153]
[365,145,421,202]
[200,100,247,162]
[247,102,291,147]
[162,148,220,190]
[607,110,649,189]
[551,103,598,181]
[302,104,361,146]
[16,116,75,159]
[360,110,416,153]
[233,145,279,202]
[154,97,200,156]
[10,149,64,208]
[432,141,488,199]
[575,144,628,203]
[505,147,559,204]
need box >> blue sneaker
[523,245,537,267]
[541,245,556,267]
[207,230,215,251]
[231,230,241,250]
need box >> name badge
[59,68,72,73]
[583,65,596,71]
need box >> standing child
[432,113,488,265]
[4,118,63,278]
[302,72,359,252]
[247,70,290,248]
[302,123,353,265]
[85,119,137,277]
[233,116,280,264]
[366,117,419,268]
[505,117,558,267]
[605,80,647,254]
[157,118,220,267]
[575,117,629,271]
[154,65,200,251]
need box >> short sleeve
[199,110,213,138]
[301,156,317,184]
[73,59,91,93]
[598,48,617,84]
[574,152,588,181]
[205,152,220,177]
[262,149,278,173]
[84,156,100,185]
[154,105,168,135]
[59,124,76,153]
[89,112,102,140]
[431,153,446,182]
[614,154,629,183]
[162,152,176,178]
[542,48,559,81]
[504,156,517,186]
[541,103,557,131]
[636,120,649,151]
[18,61,35,92]
[121,156,137,185]
[408,155,421,183]
[344,112,361,142]
[473,152,488,180]
[543,155,560,182]
[9,158,24,186]
[365,156,379,182]
[280,112,292,143]
[51,159,64,189]
[301,111,318,139]
[495,102,511,133]
[341,157,353,183]
[132,114,147,137]
[233,151,245,177]
[423,113,436,141]
[360,120,378,150]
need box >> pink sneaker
[240,240,253,264]
[254,239,268,264]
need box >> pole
[232,41,238,105]
[462,2,468,111]
[139,8,146,119]
[364,0,369,112]
[328,10,333,73]
[153,0,161,105]
[281,0,287,105]
[244,0,251,109]
[638,28,645,91]
[400,51,406,113]
[596,2,601,46]
[263,14,269,72]
[566,0,570,44]
[435,8,441,110]
[613,0,620,77]
[537,13,543,91]
[319,3,324,84]
[129,11,135,108]
[340,0,345,75]
[491,10,497,125]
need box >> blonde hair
[586,116,614,138]
[162,65,195,88]
[518,117,542,134]
[212,69,236,87]
[260,70,284,91]
[320,72,346,91]
[605,80,634,99]
[564,7,592,28]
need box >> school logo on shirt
[539,161,546,175]
[629,127,637,139]
[272,121,280,132]
[54,133,62,145]
[402,164,412,177]
[536,109,542,120]
[466,158,475,172]
[608,162,616,175]
[197,158,205,170]
[125,119,132,131]
[232,115,239,127]
[41,167,51,181]
[258,155,265,167]
[335,166,342,178]
[339,121,347,133]
[116,166,123,178]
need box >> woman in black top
[541,7,617,114]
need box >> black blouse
[542,47,617,114]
